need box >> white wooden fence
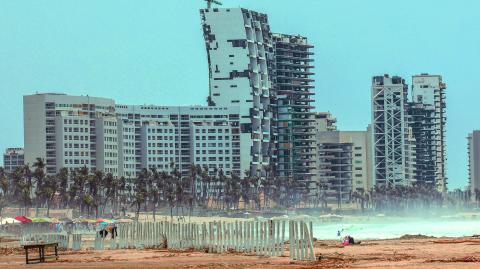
[20,219,316,261]
[111,219,315,261]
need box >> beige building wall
[339,131,372,192]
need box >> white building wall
[116,105,241,177]
[190,120,234,176]
[201,7,273,177]
[96,116,119,176]
[24,93,116,174]
[55,115,91,172]
[141,122,176,172]
[118,120,137,178]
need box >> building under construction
[411,74,447,192]
[270,33,317,195]
[371,74,446,190]
[316,131,353,205]
[371,74,417,187]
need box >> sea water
[312,218,480,240]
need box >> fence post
[305,221,315,261]
[288,221,294,260]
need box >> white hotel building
[23,93,240,178]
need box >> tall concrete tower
[271,33,317,193]
[200,7,274,177]
[411,74,447,192]
[371,75,416,187]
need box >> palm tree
[132,169,149,220]
[163,173,175,221]
[12,166,31,215]
[261,164,275,208]
[57,168,69,208]
[87,169,103,218]
[0,167,9,198]
[188,164,201,216]
[83,194,94,216]
[215,169,226,209]
[32,158,46,216]
[117,176,128,217]
[0,167,7,216]
[101,172,115,217]
[76,166,89,214]
[240,171,252,210]
[199,165,210,208]
[68,169,79,210]
[41,174,58,217]
[23,165,33,214]
[149,168,161,221]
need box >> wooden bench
[23,243,59,264]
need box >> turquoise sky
[1,0,479,189]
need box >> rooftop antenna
[205,0,222,9]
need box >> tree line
[1,158,469,219]
[0,159,310,220]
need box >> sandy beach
[2,236,480,268]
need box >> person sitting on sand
[342,235,355,246]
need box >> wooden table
[23,243,59,264]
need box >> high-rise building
[271,33,316,190]
[23,94,241,179]
[338,131,373,192]
[3,148,24,173]
[200,7,274,177]
[315,123,373,200]
[316,131,353,204]
[24,93,117,175]
[468,131,480,195]
[410,74,447,192]
[371,75,416,187]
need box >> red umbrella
[14,216,32,223]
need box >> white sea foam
[312,218,480,240]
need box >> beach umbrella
[31,217,51,223]
[14,216,32,223]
